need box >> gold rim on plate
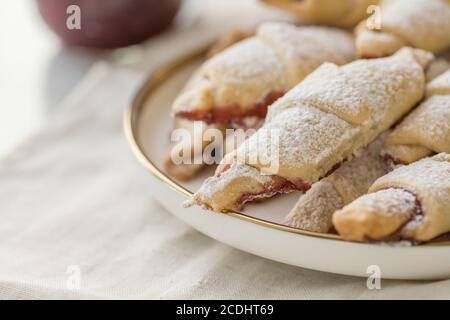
[124,46,450,247]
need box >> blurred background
[0,1,101,157]
[0,0,183,157]
[0,1,91,157]
[0,0,286,158]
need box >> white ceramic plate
[124,48,450,280]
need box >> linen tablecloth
[1,0,449,299]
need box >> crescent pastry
[172,22,355,125]
[166,22,355,179]
[333,153,450,243]
[285,134,389,233]
[383,69,450,164]
[356,0,450,58]
[188,48,432,212]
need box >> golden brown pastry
[333,153,450,243]
[285,134,389,233]
[426,58,450,82]
[383,69,450,164]
[188,48,432,212]
[166,22,355,180]
[262,0,378,27]
[427,68,450,96]
[356,0,450,58]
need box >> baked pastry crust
[356,0,450,58]
[426,58,450,82]
[165,118,227,180]
[384,69,450,164]
[246,48,430,183]
[262,0,378,27]
[333,153,450,242]
[172,22,355,125]
[285,134,389,232]
[207,28,255,58]
[166,22,355,180]
[186,156,300,212]
[190,48,432,212]
[427,68,450,96]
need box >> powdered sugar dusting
[401,214,425,233]
[198,160,273,200]
[380,0,450,52]
[275,62,368,125]
[285,134,389,232]
[367,154,450,239]
[300,26,356,63]
[285,180,343,232]
[350,188,417,217]
[372,154,450,198]
[205,38,288,103]
[341,48,426,127]
[241,48,426,183]
[257,22,355,85]
[388,95,450,153]
[239,105,360,183]
[174,22,357,115]
[191,47,429,212]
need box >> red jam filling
[382,153,407,166]
[175,91,284,125]
[226,157,348,210]
[235,176,310,210]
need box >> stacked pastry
[383,70,450,165]
[355,0,450,58]
[285,68,450,234]
[167,0,450,180]
[284,134,390,233]
[166,1,450,245]
[188,48,432,212]
[331,69,450,243]
[166,22,355,180]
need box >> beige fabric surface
[1,0,450,299]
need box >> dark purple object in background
[37,0,181,48]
